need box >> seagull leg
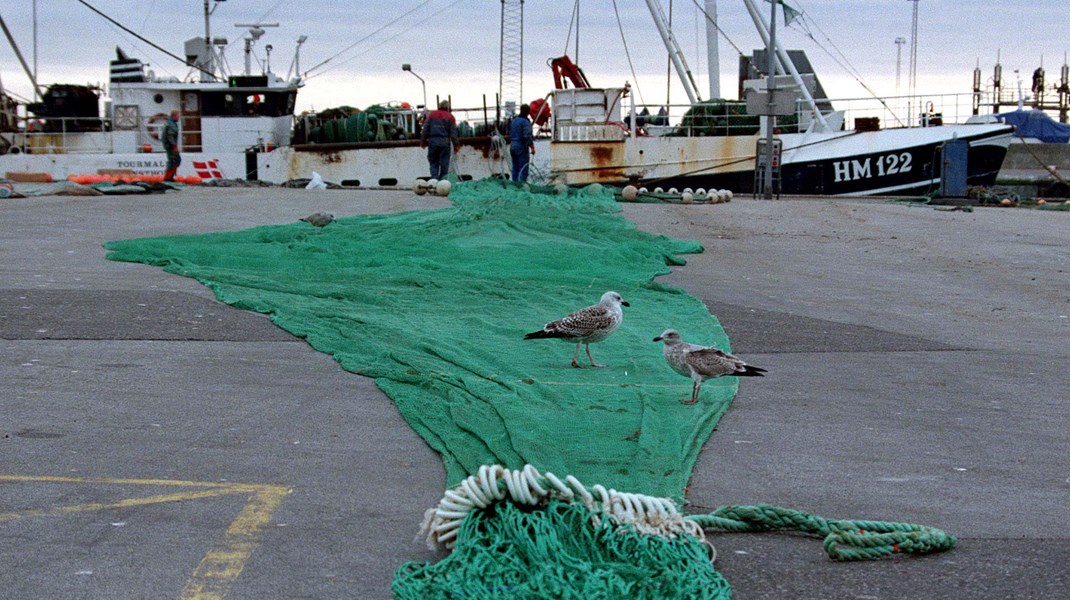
[586,344,606,368]
[571,342,583,368]
[682,378,701,404]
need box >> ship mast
[201,0,227,81]
[705,0,720,99]
[644,0,702,104]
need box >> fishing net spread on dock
[104,179,736,498]
[104,179,738,596]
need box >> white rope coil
[419,464,709,553]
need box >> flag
[764,0,803,26]
[782,2,802,25]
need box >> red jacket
[421,110,459,147]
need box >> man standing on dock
[509,104,534,182]
[420,100,459,179]
[162,110,181,182]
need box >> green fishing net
[104,179,739,597]
[393,500,731,599]
[104,179,736,499]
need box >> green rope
[688,504,956,561]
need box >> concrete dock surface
[1,185,1067,599]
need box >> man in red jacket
[420,100,459,179]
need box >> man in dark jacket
[162,110,181,182]
[420,100,459,179]
[509,103,534,182]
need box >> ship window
[200,90,296,117]
[153,93,164,104]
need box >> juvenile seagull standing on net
[653,329,766,404]
[524,291,630,368]
[300,212,334,227]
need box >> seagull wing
[551,303,613,339]
[685,347,766,378]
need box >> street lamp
[894,36,907,96]
[293,35,308,82]
[402,63,427,109]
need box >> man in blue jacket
[420,100,459,179]
[509,103,534,182]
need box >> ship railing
[1,113,285,156]
[811,92,997,130]
[609,92,999,137]
[3,115,114,155]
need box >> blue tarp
[994,110,1070,143]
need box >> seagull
[524,291,630,368]
[653,329,766,404]
[301,212,334,227]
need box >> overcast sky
[1,0,1066,114]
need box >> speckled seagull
[653,329,766,404]
[524,291,630,368]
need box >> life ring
[147,113,167,140]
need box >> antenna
[906,0,919,125]
[235,23,278,76]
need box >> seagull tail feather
[523,329,558,340]
[736,365,767,377]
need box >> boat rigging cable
[604,0,750,109]
[610,0,648,107]
[562,0,578,59]
[686,0,746,62]
[302,0,464,81]
[73,0,217,81]
[780,1,906,126]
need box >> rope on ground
[688,503,956,561]
[399,464,956,598]
[420,464,704,551]
[419,465,955,562]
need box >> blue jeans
[510,145,530,182]
[427,145,451,179]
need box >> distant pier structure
[974,53,1070,123]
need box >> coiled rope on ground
[421,464,956,562]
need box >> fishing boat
[0,4,303,185]
[0,1,1016,196]
[539,0,1015,196]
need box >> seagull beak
[621,301,631,307]
[652,335,662,342]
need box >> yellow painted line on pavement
[0,474,265,491]
[179,486,291,600]
[0,488,237,521]
[1,475,291,600]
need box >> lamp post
[764,0,777,199]
[894,36,906,96]
[294,35,308,81]
[402,64,427,109]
